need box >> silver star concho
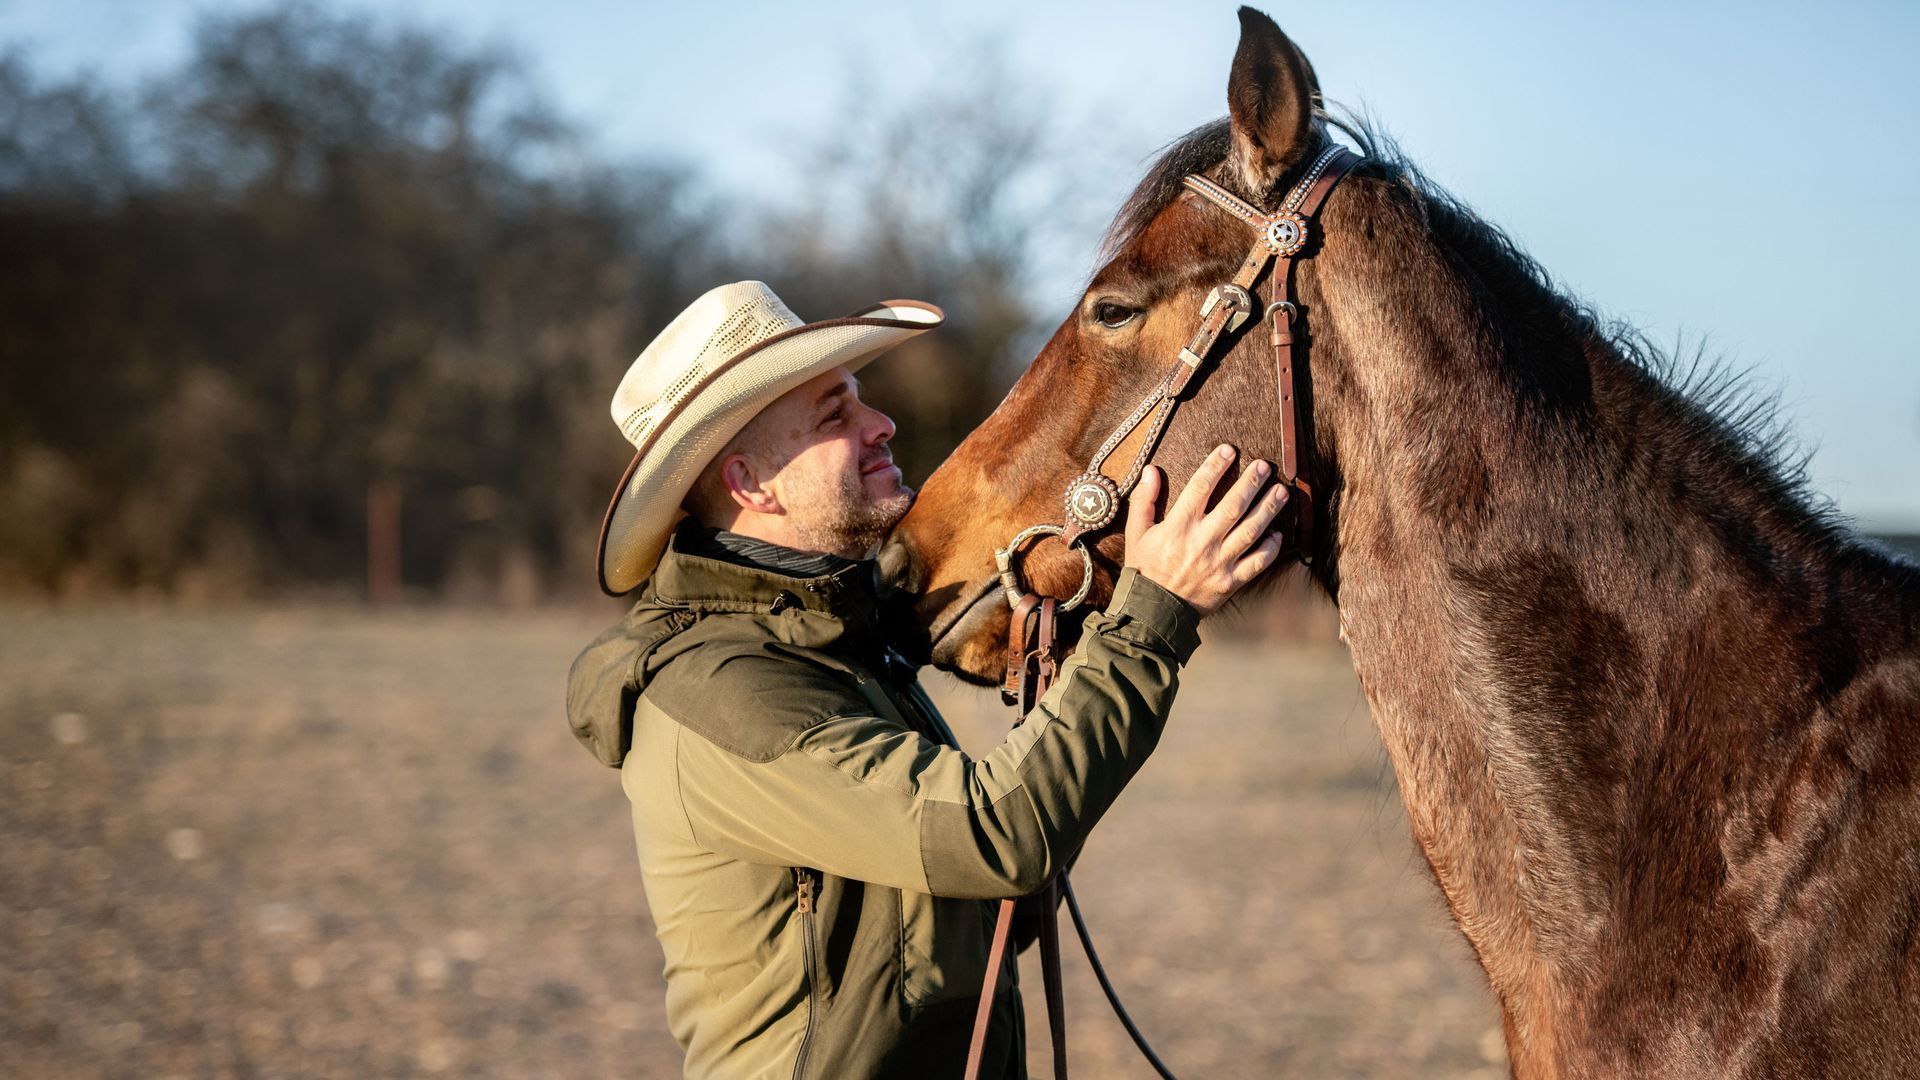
[1063,473,1121,532]
[1265,212,1308,256]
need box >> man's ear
[722,452,782,515]
[1227,6,1318,195]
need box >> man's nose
[862,404,896,445]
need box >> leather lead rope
[964,894,1020,1078]
[1038,874,1069,1080]
[969,597,1175,1080]
[968,596,1072,1080]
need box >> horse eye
[1093,302,1138,329]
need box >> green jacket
[566,529,1201,1079]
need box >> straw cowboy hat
[595,281,944,595]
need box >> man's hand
[1123,444,1288,617]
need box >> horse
[887,8,1920,1076]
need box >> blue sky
[7,0,1917,529]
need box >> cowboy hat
[595,281,943,595]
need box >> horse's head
[891,8,1388,681]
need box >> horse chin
[927,583,1011,685]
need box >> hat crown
[611,281,803,447]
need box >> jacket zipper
[792,867,819,1080]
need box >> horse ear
[1226,6,1318,194]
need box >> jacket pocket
[899,888,992,1008]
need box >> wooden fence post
[367,480,402,605]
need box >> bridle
[994,142,1361,702]
[992,143,1361,627]
[966,142,1362,1080]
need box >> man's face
[742,367,911,557]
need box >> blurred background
[1,2,1915,1077]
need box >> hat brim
[595,300,944,595]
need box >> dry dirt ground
[0,603,1502,1078]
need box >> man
[566,282,1288,1078]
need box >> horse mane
[1104,110,1865,557]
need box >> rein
[965,143,1361,1080]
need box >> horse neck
[1306,195,1920,1051]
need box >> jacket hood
[565,526,899,768]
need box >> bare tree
[760,45,1099,482]
[0,5,728,598]
[0,11,1089,600]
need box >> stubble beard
[788,468,914,560]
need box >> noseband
[993,143,1362,624]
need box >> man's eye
[820,408,844,428]
[1093,302,1138,329]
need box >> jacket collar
[645,523,888,655]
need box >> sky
[6,0,1917,530]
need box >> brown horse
[888,7,1920,1076]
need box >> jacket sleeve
[671,567,1201,899]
